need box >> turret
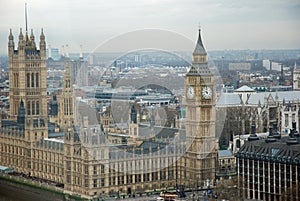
[30,29,36,47]
[292,121,299,137]
[18,28,24,50]
[248,124,259,141]
[272,123,281,139]
[287,128,298,145]
[8,29,14,55]
[265,125,276,143]
[39,28,46,58]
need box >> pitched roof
[193,29,206,55]
[237,137,300,160]
[218,150,233,158]
[217,93,242,106]
[217,91,300,106]
[234,85,255,92]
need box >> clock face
[202,86,212,99]
[187,86,195,99]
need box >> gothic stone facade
[0,28,217,199]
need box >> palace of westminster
[0,17,218,198]
[1,17,300,200]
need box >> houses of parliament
[0,21,218,199]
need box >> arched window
[31,73,34,87]
[26,73,30,88]
[32,101,35,115]
[36,73,39,87]
[16,73,19,87]
[27,101,30,115]
[36,101,40,115]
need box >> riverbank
[0,173,85,201]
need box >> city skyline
[1,0,300,55]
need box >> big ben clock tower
[184,27,217,187]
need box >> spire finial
[198,22,201,30]
[9,29,13,40]
[25,3,28,32]
[40,28,45,41]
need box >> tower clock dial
[202,86,212,99]
[187,86,195,99]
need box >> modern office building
[236,124,300,201]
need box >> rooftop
[218,150,233,158]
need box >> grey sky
[1,0,300,55]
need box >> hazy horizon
[1,0,300,55]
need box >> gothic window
[93,165,97,175]
[285,114,288,127]
[64,99,67,115]
[27,101,30,115]
[36,101,39,115]
[69,98,73,115]
[26,73,30,87]
[31,73,34,87]
[16,73,19,87]
[32,101,35,115]
[36,73,39,87]
[207,108,211,120]
[13,73,16,87]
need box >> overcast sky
[1,0,300,55]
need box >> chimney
[292,121,299,137]
[287,128,298,145]
[48,44,52,58]
[79,44,83,59]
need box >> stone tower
[8,27,48,141]
[58,55,74,131]
[184,27,217,188]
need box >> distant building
[263,59,271,70]
[229,62,251,71]
[293,62,300,91]
[271,61,282,72]
[47,47,60,60]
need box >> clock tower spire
[184,27,217,187]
